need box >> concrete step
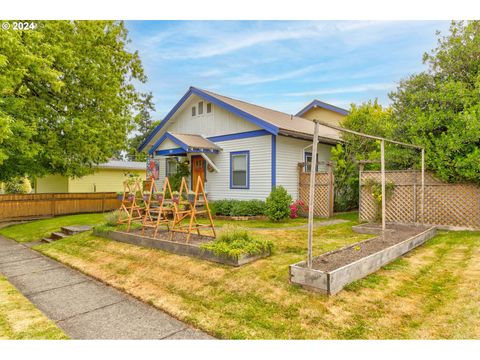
[61,225,92,236]
[51,232,69,240]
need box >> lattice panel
[298,171,333,218]
[360,170,480,229]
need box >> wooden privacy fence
[359,170,480,229]
[297,163,334,218]
[0,192,121,222]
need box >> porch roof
[150,132,222,155]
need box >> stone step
[61,225,92,236]
[51,232,69,240]
[41,237,55,244]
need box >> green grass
[15,212,480,339]
[0,276,68,340]
[0,213,106,242]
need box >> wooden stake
[381,140,386,232]
[421,148,425,225]
[307,120,320,269]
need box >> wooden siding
[276,136,332,200]
[0,193,120,222]
[300,107,345,127]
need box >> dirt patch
[129,227,214,247]
[309,224,432,272]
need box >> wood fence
[0,192,121,222]
[297,163,334,218]
[359,170,480,229]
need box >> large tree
[0,20,148,181]
[390,20,480,184]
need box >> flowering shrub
[289,200,309,218]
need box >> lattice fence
[298,164,334,218]
[360,170,480,229]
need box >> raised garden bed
[93,227,270,266]
[290,223,437,295]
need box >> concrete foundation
[290,226,436,295]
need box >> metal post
[381,140,386,232]
[421,148,425,225]
[307,120,320,269]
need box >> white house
[139,87,347,201]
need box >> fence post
[358,163,364,223]
[51,194,56,217]
[381,140,386,232]
[327,162,334,217]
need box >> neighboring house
[139,87,346,201]
[35,161,146,193]
[296,99,349,127]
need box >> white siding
[276,136,333,200]
[156,138,178,151]
[163,95,260,138]
[204,135,272,200]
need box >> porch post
[307,120,320,269]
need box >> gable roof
[148,132,221,155]
[296,99,349,117]
[139,87,342,152]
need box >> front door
[191,155,205,191]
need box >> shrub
[200,225,273,259]
[289,200,308,218]
[210,199,266,216]
[4,177,32,194]
[265,186,292,222]
[104,210,126,226]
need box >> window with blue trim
[230,151,249,189]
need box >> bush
[4,177,32,194]
[104,210,126,226]
[289,200,308,218]
[210,199,266,217]
[265,186,292,222]
[200,225,273,259]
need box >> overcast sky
[125,20,450,119]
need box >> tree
[0,21,148,181]
[390,21,480,184]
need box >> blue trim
[296,99,349,117]
[148,132,220,155]
[230,151,250,189]
[138,86,279,152]
[138,88,194,152]
[207,130,270,142]
[271,135,276,189]
[155,148,186,156]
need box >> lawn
[0,213,106,242]
[7,212,480,339]
[0,275,68,340]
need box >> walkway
[0,235,213,340]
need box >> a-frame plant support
[305,119,425,269]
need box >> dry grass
[30,215,480,339]
[0,276,68,340]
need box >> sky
[125,20,451,119]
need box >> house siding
[300,107,345,127]
[276,135,333,200]
[205,135,272,200]
[35,174,69,193]
[164,96,260,138]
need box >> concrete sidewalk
[0,235,213,340]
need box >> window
[304,152,319,172]
[206,102,212,113]
[230,151,249,189]
[198,101,204,115]
[191,106,196,116]
[166,158,177,178]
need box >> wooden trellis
[297,163,334,218]
[117,179,144,232]
[141,177,174,237]
[170,176,216,242]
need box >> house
[34,161,146,193]
[296,99,349,127]
[139,87,347,201]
